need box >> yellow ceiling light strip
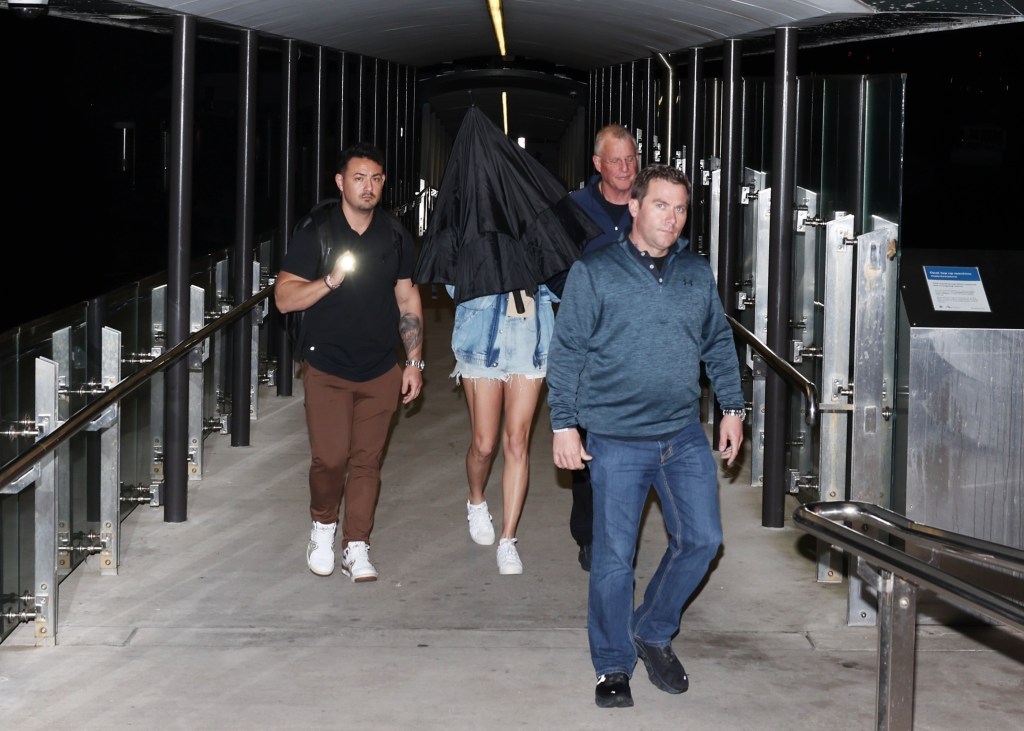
[492,2,508,135]
[488,0,506,57]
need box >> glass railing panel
[1,305,83,643]
[0,328,27,470]
[0,240,274,645]
[0,488,33,642]
[863,75,906,227]
[206,251,232,435]
[62,316,94,577]
[103,281,151,519]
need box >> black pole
[383,60,394,195]
[851,79,867,235]
[231,29,258,447]
[685,47,705,252]
[355,55,365,141]
[313,46,329,203]
[164,14,196,523]
[275,40,299,397]
[715,39,742,448]
[588,69,598,146]
[654,52,675,171]
[402,64,416,207]
[764,27,799,529]
[717,39,742,322]
[370,58,380,147]
[643,58,656,165]
[338,52,349,153]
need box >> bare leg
[498,375,544,539]
[462,378,504,505]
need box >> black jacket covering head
[413,106,601,303]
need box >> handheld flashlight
[340,251,356,272]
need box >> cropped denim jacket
[447,284,559,369]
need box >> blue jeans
[586,421,722,678]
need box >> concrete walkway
[2,296,1022,730]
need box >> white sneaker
[467,500,495,545]
[341,541,379,583]
[307,521,337,576]
[497,537,523,575]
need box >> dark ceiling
[23,0,1024,142]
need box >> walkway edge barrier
[0,287,274,494]
[793,500,1024,730]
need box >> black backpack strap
[379,209,408,269]
[309,199,340,276]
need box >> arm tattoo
[399,313,422,355]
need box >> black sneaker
[578,543,592,572]
[634,638,688,694]
[595,672,633,708]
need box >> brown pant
[302,362,401,546]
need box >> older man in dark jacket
[565,124,639,572]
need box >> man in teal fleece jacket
[547,164,745,709]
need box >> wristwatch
[721,408,746,418]
[405,359,426,371]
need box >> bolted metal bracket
[0,418,44,439]
[57,521,70,570]
[99,522,115,571]
[122,351,158,366]
[203,416,228,435]
[62,531,105,557]
[120,481,162,506]
[787,469,820,497]
[33,583,51,640]
[791,341,823,363]
[84,405,118,432]
[188,445,200,478]
[2,592,39,624]
[834,380,854,401]
[751,353,768,379]
[58,381,111,398]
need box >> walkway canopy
[34,0,1024,142]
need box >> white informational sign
[923,265,992,312]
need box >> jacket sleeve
[546,261,596,430]
[699,271,745,411]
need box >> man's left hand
[718,414,744,467]
[400,366,423,404]
[553,429,591,470]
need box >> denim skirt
[451,312,546,383]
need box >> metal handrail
[726,314,819,426]
[794,500,1024,730]
[0,287,274,493]
[793,500,1024,630]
